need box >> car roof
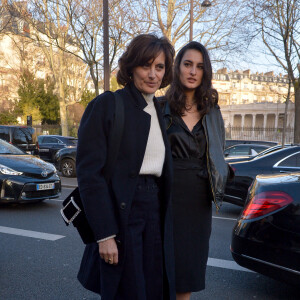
[226,144,269,149]
[38,135,77,139]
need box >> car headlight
[0,164,23,175]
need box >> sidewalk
[60,174,77,188]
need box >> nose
[190,66,196,75]
[148,67,156,79]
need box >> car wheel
[61,159,76,177]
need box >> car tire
[61,158,76,177]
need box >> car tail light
[241,191,293,220]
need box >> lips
[146,82,157,87]
[187,78,196,83]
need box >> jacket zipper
[202,117,220,212]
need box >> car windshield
[0,139,25,155]
[12,127,36,144]
[67,138,78,146]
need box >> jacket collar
[124,82,148,110]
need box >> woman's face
[179,49,204,90]
[132,51,166,94]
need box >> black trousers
[115,175,163,300]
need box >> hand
[98,238,118,265]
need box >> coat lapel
[153,97,173,186]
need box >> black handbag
[60,91,125,244]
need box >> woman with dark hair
[76,34,175,300]
[162,41,232,300]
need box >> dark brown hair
[117,34,175,88]
[165,41,218,116]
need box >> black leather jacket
[162,100,230,210]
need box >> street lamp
[103,0,110,91]
[190,0,212,42]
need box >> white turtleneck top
[139,93,165,177]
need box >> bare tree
[0,0,13,33]
[249,0,300,143]
[9,0,89,135]
[62,0,147,95]
[151,0,248,62]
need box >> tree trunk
[294,86,300,143]
[282,80,291,146]
[59,81,68,136]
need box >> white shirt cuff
[97,235,116,243]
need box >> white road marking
[0,226,65,241]
[46,198,64,202]
[207,257,254,272]
[0,227,252,272]
[213,216,237,221]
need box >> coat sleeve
[76,92,119,241]
[216,106,235,181]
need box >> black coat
[76,83,175,299]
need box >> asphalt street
[0,176,298,300]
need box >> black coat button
[120,202,126,209]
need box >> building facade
[213,68,295,130]
[0,1,87,125]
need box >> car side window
[0,128,9,141]
[234,146,250,156]
[253,146,265,153]
[43,137,58,144]
[278,153,300,167]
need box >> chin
[143,87,158,94]
[183,85,197,91]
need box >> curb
[62,184,77,189]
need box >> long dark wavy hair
[165,41,218,116]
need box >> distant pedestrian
[76,34,176,299]
[161,41,233,300]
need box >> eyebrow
[184,60,204,65]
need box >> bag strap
[102,91,125,181]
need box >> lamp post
[190,0,212,42]
[103,0,110,91]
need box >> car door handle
[279,170,287,173]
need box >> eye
[142,63,151,68]
[184,62,191,67]
[156,64,165,70]
[197,65,204,70]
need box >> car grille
[23,189,59,199]
[23,171,55,179]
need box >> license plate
[37,183,55,190]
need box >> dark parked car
[0,125,38,154]
[225,139,277,149]
[225,144,290,163]
[225,145,300,206]
[231,172,300,285]
[54,147,76,177]
[37,135,77,162]
[0,138,61,204]
[224,144,269,158]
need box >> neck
[142,93,154,103]
[185,90,196,106]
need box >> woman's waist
[172,157,207,170]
